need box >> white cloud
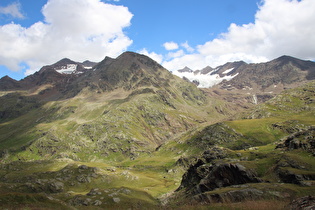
[163,41,179,51]
[138,48,163,63]
[163,0,315,71]
[166,50,185,60]
[181,41,194,53]
[0,0,133,75]
[163,54,208,71]
[0,2,24,19]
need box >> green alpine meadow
[0,52,314,209]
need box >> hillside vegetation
[0,53,314,209]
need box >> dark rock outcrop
[276,168,315,185]
[288,196,315,210]
[276,127,315,155]
[193,188,264,203]
[177,147,261,196]
[187,163,261,195]
[176,147,228,192]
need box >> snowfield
[172,70,238,88]
[55,64,77,74]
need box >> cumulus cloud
[181,41,194,53]
[0,0,133,75]
[0,2,24,19]
[163,41,179,51]
[166,49,185,60]
[163,0,315,71]
[163,53,208,71]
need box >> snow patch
[222,68,234,74]
[173,70,238,88]
[55,64,77,74]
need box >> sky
[0,0,315,80]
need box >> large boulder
[177,148,261,195]
[188,163,261,195]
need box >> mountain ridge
[2,54,314,93]
[173,55,315,91]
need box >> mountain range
[0,52,314,209]
[174,55,315,91]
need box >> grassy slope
[163,81,315,207]
[0,74,233,208]
[0,81,314,209]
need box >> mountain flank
[0,52,314,209]
[0,51,231,160]
[217,55,315,92]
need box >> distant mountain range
[173,55,315,92]
[2,54,315,94]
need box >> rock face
[179,162,261,195]
[177,148,261,196]
[199,163,260,194]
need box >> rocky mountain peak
[0,75,21,90]
[90,51,173,91]
[271,55,308,64]
[199,66,213,74]
[178,66,193,73]
[53,58,77,66]
[82,60,97,68]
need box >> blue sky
[0,0,314,80]
[120,0,257,52]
